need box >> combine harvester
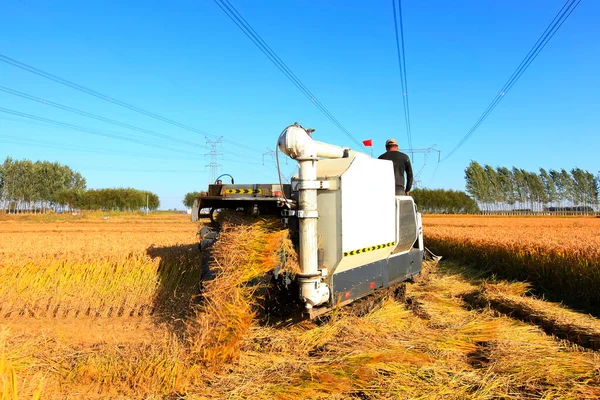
[197,123,424,318]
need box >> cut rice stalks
[190,214,298,367]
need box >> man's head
[385,138,399,151]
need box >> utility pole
[262,148,275,165]
[263,148,287,166]
[146,194,149,216]
[401,145,441,184]
[402,146,441,164]
[263,147,292,182]
[205,136,223,184]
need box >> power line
[0,85,207,149]
[262,148,275,166]
[11,0,190,95]
[401,146,441,163]
[399,145,440,187]
[0,114,166,158]
[213,0,364,149]
[442,0,581,161]
[222,156,263,167]
[0,107,208,159]
[0,53,264,153]
[1,114,265,169]
[391,0,413,150]
[0,85,259,161]
[411,145,440,181]
[0,130,192,161]
[74,166,208,174]
[1,127,264,168]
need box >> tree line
[182,191,205,208]
[56,188,160,212]
[411,188,479,214]
[465,161,599,214]
[1,157,159,213]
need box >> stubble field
[1,213,599,399]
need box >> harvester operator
[378,138,413,196]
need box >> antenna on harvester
[205,136,223,184]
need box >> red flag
[362,139,373,147]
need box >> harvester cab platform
[198,123,424,318]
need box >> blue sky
[1,0,598,209]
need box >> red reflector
[344,291,351,299]
[369,281,375,289]
[273,191,282,197]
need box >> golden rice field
[423,215,600,312]
[0,212,203,319]
[1,212,600,399]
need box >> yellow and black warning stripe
[343,241,396,257]
[224,188,262,195]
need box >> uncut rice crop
[0,214,203,318]
[423,215,600,311]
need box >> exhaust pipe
[278,124,345,309]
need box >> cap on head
[385,138,398,147]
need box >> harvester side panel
[313,158,350,272]
[311,157,397,278]
[395,197,419,253]
[339,157,396,271]
[333,250,422,306]
[310,156,423,312]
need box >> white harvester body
[198,123,424,317]
[279,124,424,315]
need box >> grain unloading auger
[198,123,424,318]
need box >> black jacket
[378,150,413,192]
